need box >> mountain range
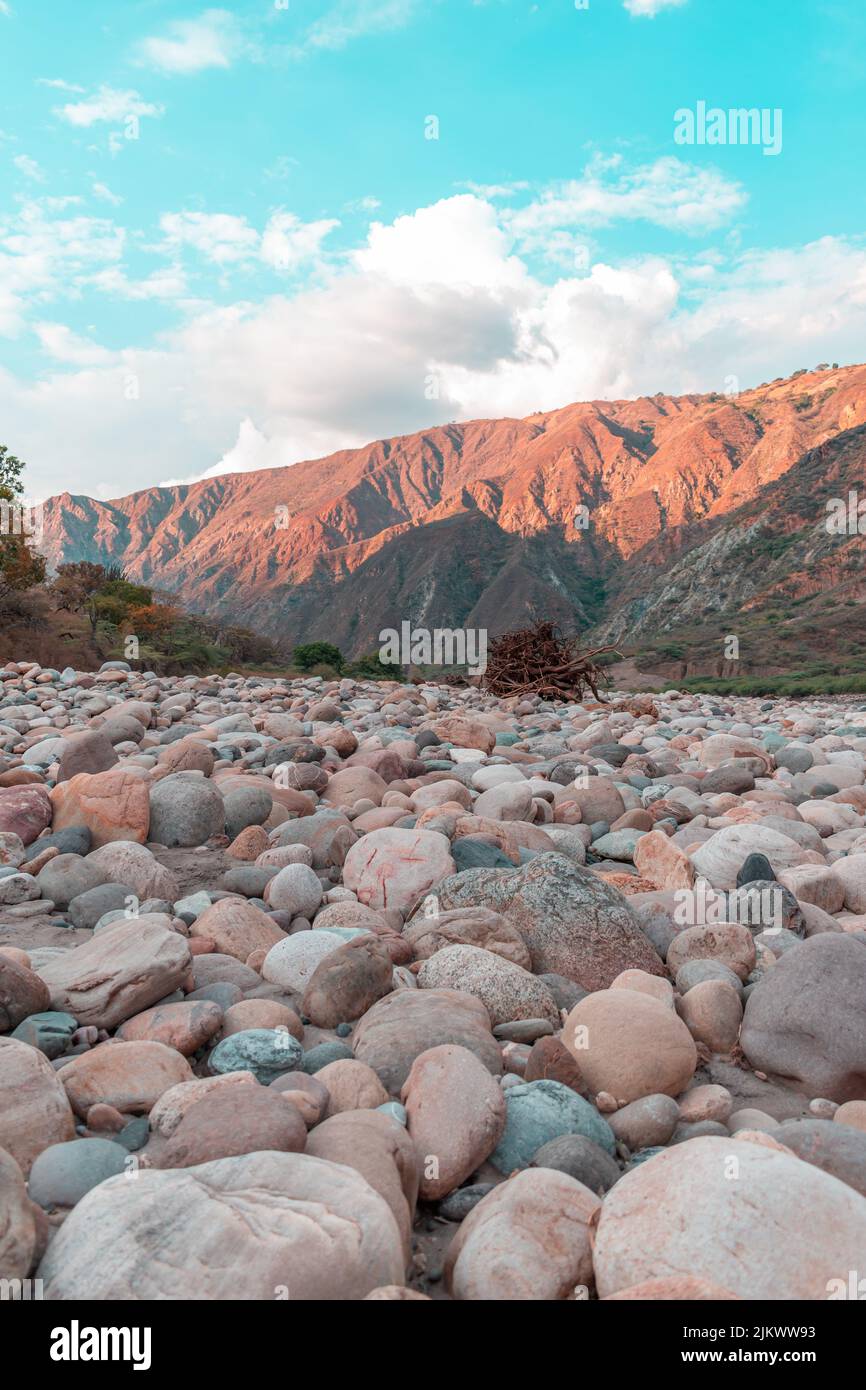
[38,362,866,677]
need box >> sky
[1,0,865,501]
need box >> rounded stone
[37,1151,405,1300]
[28,1138,128,1208]
[491,1078,615,1174]
[563,990,697,1105]
[594,1136,866,1300]
[148,772,225,847]
[209,1027,303,1084]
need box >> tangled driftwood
[481,620,619,701]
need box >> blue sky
[1,0,865,499]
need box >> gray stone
[490,1079,615,1174]
[148,772,225,847]
[29,1138,127,1208]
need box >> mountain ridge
[38,362,866,669]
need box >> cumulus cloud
[134,9,244,75]
[2,186,865,501]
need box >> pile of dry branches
[482,620,619,701]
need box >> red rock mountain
[39,363,866,667]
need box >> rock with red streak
[343,827,455,914]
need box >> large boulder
[305,1109,420,1261]
[0,1145,42,1278]
[594,1136,866,1300]
[403,906,532,970]
[50,769,150,847]
[445,1167,600,1300]
[37,1152,405,1299]
[0,785,52,845]
[60,1040,194,1117]
[342,827,455,914]
[435,854,664,989]
[352,989,502,1095]
[0,1038,75,1174]
[563,989,697,1105]
[740,935,866,1102]
[148,772,225,847]
[416,944,560,1027]
[400,1044,506,1199]
[36,917,192,1030]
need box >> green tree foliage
[293,641,344,671]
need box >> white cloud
[134,9,243,75]
[356,195,527,290]
[158,211,261,266]
[84,265,188,301]
[302,0,421,53]
[157,208,337,272]
[55,86,163,128]
[623,0,688,16]
[3,191,866,502]
[509,158,746,248]
[91,181,123,207]
[12,154,46,183]
[0,2,12,16]
[34,322,114,367]
[260,212,339,271]
[37,78,86,93]
[0,200,124,334]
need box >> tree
[0,444,47,607]
[293,641,343,671]
[49,562,109,634]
